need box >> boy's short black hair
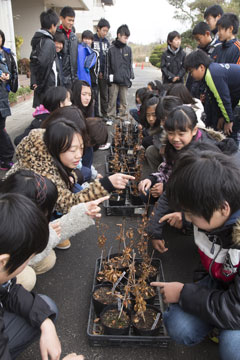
[166,147,240,222]
[82,30,94,41]
[117,24,130,37]
[167,31,181,44]
[60,6,75,18]
[217,13,239,35]
[40,9,59,30]
[0,193,49,274]
[192,22,211,36]
[97,18,110,29]
[54,32,65,45]
[42,86,70,112]
[0,30,5,47]
[204,4,224,19]
[184,49,212,70]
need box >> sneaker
[98,142,111,150]
[56,239,71,250]
[0,160,14,171]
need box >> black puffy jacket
[161,46,186,84]
[30,30,58,107]
[0,278,57,359]
[108,39,134,87]
[56,27,78,88]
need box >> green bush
[149,43,167,68]
[9,86,32,104]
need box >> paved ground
[3,67,219,359]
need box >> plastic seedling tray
[87,257,170,347]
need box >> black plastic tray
[103,186,145,216]
[87,257,170,347]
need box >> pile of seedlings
[92,215,162,336]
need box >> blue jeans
[163,276,240,360]
[5,294,58,359]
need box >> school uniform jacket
[5,129,114,214]
[212,38,240,64]
[204,62,240,123]
[0,278,56,359]
[161,46,186,84]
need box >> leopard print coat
[6,129,108,213]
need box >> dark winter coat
[161,46,186,84]
[30,30,58,107]
[0,278,56,359]
[93,34,109,76]
[56,26,78,88]
[0,47,18,118]
[108,39,134,88]
[212,38,240,64]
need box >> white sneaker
[98,142,111,150]
[106,119,113,126]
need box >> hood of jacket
[31,29,53,48]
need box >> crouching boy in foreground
[0,193,61,359]
[151,149,240,360]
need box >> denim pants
[0,115,14,162]
[163,276,240,360]
[5,294,58,359]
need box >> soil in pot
[100,305,130,335]
[109,192,126,206]
[132,305,162,336]
[92,284,119,316]
[131,283,157,305]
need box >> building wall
[75,0,106,36]
[12,0,44,59]
[0,0,16,54]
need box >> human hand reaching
[85,195,109,218]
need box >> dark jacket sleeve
[177,51,186,80]
[205,66,233,123]
[0,280,57,360]
[179,274,240,329]
[161,51,175,81]
[146,191,171,239]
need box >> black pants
[0,115,14,161]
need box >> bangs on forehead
[165,109,194,132]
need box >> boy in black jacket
[0,193,60,359]
[30,9,59,108]
[107,24,134,121]
[161,31,186,84]
[151,149,240,360]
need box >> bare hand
[160,212,182,229]
[50,221,61,238]
[62,354,84,360]
[217,117,224,131]
[96,173,103,179]
[85,195,109,218]
[40,318,61,360]
[138,124,142,130]
[108,173,135,189]
[150,281,184,303]
[0,73,9,81]
[224,122,233,136]
[138,179,152,195]
[152,239,168,253]
[33,84,38,90]
[172,76,179,83]
[150,183,163,198]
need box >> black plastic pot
[129,187,144,206]
[100,304,130,335]
[92,283,118,316]
[131,305,162,336]
[135,259,158,283]
[131,285,157,305]
[109,191,126,206]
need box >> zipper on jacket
[209,236,222,279]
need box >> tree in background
[149,43,167,68]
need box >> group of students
[124,4,240,360]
